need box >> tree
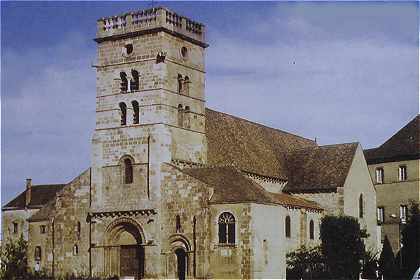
[320,215,365,279]
[401,202,420,278]
[286,246,327,279]
[0,235,28,280]
[379,235,400,279]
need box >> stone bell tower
[89,7,208,278]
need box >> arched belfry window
[123,157,133,184]
[177,74,183,94]
[184,106,191,129]
[120,72,128,93]
[218,212,235,244]
[309,220,314,240]
[177,104,184,127]
[285,216,291,238]
[132,101,139,124]
[359,194,364,218]
[119,102,127,126]
[183,76,190,96]
[131,69,139,91]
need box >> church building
[2,7,378,279]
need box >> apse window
[218,212,235,244]
[181,46,188,59]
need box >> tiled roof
[283,143,358,193]
[2,184,65,210]
[364,115,420,164]
[205,108,317,179]
[27,199,56,222]
[182,166,322,210]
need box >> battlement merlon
[95,7,208,48]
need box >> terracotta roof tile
[2,184,65,210]
[364,115,420,164]
[182,166,322,210]
[284,143,358,193]
[205,108,316,179]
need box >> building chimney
[25,178,32,207]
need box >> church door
[175,248,187,280]
[120,245,144,279]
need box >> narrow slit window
[285,216,291,238]
[359,194,364,218]
[123,158,133,184]
[176,215,181,233]
[309,220,314,240]
[377,207,385,224]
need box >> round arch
[104,217,146,245]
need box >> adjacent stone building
[2,7,378,279]
[364,115,419,256]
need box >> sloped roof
[205,108,317,179]
[182,166,322,210]
[2,184,65,210]
[364,115,420,164]
[27,199,56,222]
[283,143,358,193]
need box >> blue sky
[1,1,419,205]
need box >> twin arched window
[285,216,291,238]
[120,70,139,93]
[177,74,190,96]
[119,101,140,126]
[218,212,235,244]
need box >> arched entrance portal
[105,218,145,279]
[175,248,187,280]
[169,234,191,280]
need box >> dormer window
[375,167,384,184]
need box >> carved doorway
[105,218,145,279]
[120,245,144,279]
[175,248,187,280]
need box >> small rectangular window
[375,168,384,184]
[40,225,46,234]
[400,205,408,223]
[399,166,407,181]
[377,207,385,224]
[13,222,18,234]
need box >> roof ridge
[205,108,316,144]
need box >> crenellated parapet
[96,7,207,47]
